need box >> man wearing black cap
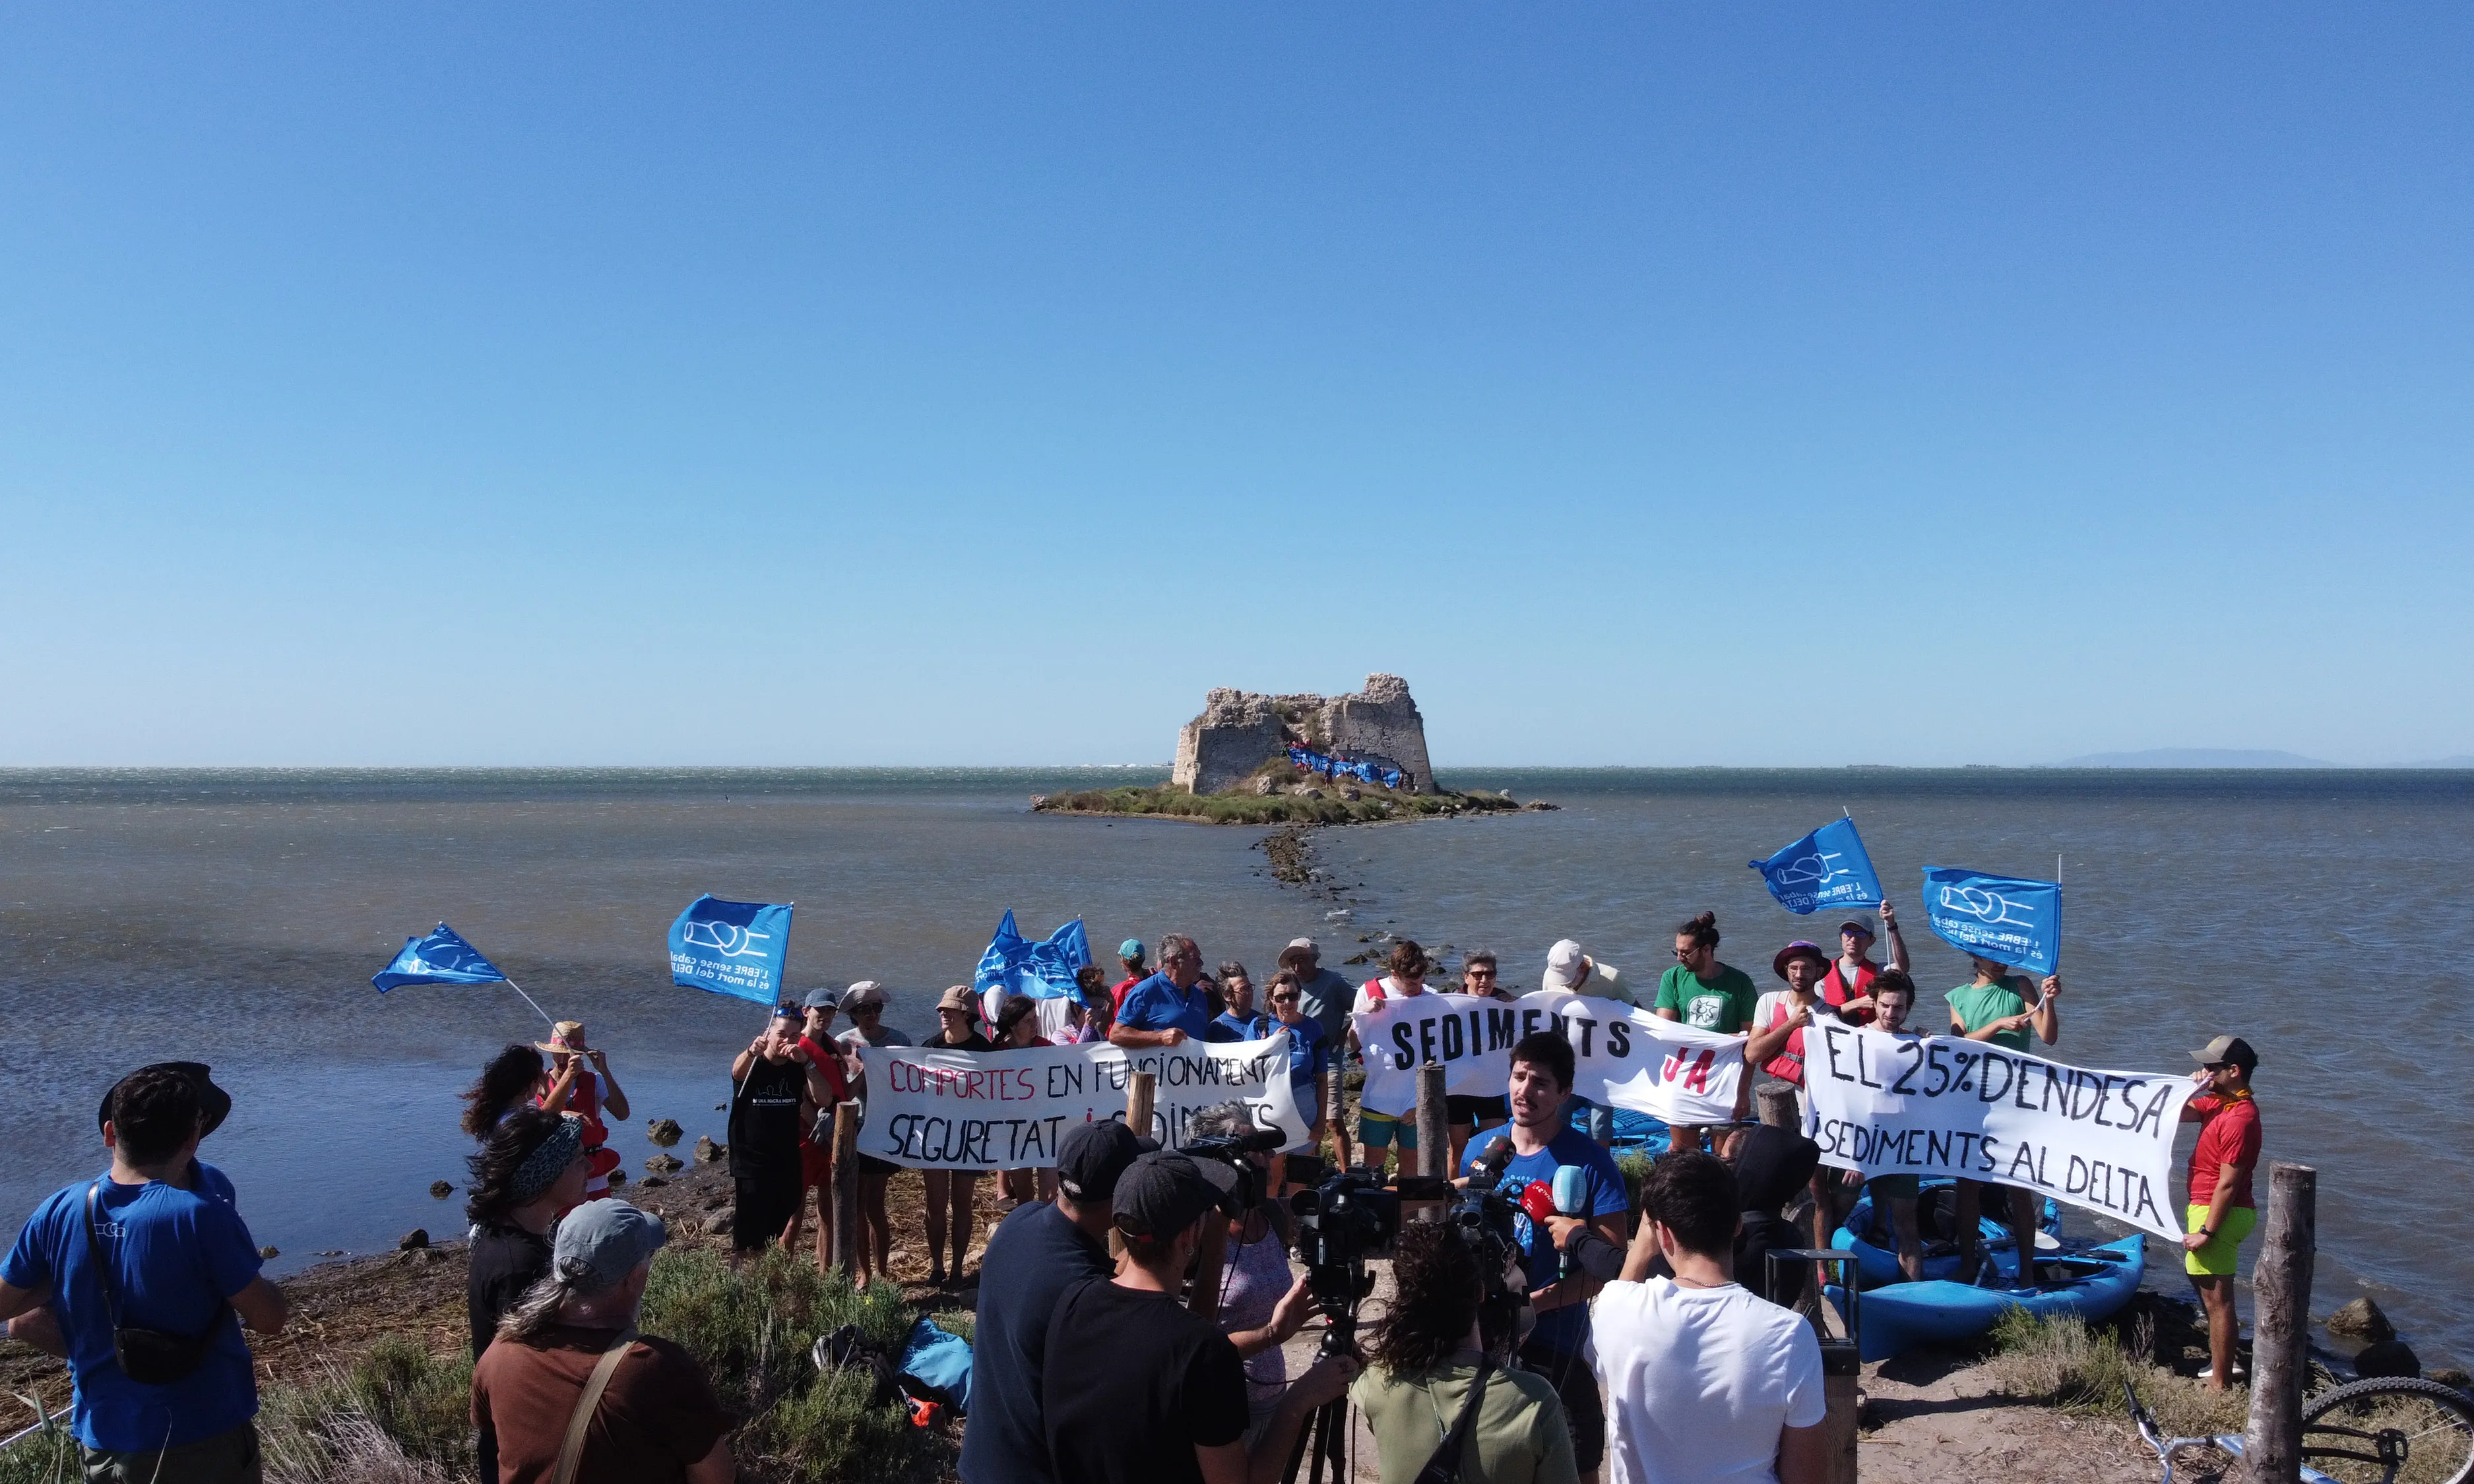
[963,1121,1148,1484]
[1042,1152,1352,1484]
[0,1065,288,1484]
[2178,1034,2264,1391]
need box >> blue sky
[3,6,2468,766]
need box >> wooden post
[828,1100,862,1275]
[1757,1084,1800,1130]
[1127,1070,1157,1142]
[1325,1061,1347,1172]
[1411,1065,1449,1221]
[2241,1162,2318,1484]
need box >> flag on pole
[1922,867,2062,975]
[372,922,507,992]
[668,895,795,1007]
[974,912,1093,1001]
[1748,818,1885,914]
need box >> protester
[473,1201,733,1484]
[1745,941,1835,1243]
[464,1109,590,1484]
[1590,1150,1827,1484]
[462,1043,552,1139]
[1652,913,1759,1154]
[1946,956,2064,1283]
[1447,949,1517,1171]
[1042,1153,1352,1484]
[1855,971,1927,1281]
[1263,969,1331,1194]
[786,986,857,1271]
[834,981,906,1285]
[1069,965,1117,1044]
[1459,1032,1629,1483]
[1278,937,1359,1168]
[994,996,1058,1206]
[1350,941,1436,1175]
[1189,1103,1299,1440]
[1353,1220,1579,1484]
[2180,1034,2264,1391]
[922,986,996,1284]
[961,1121,1153,1484]
[1113,933,1213,1050]
[0,1065,289,1484]
[1819,904,1908,1024]
[727,1011,838,1265]
[536,1021,630,1200]
[1207,962,1270,1041]
[1727,1123,1824,1307]
[1110,937,1150,1011]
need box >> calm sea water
[3,767,2465,1363]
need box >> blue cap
[1118,939,1146,960]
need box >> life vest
[1761,997,1810,1085]
[1821,960,1879,1024]
[543,1065,621,1194]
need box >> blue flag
[974,912,1093,1001]
[1922,867,2062,975]
[1749,818,1885,915]
[667,895,795,1007]
[372,922,506,992]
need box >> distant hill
[2056,749,2336,768]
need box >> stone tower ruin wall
[1171,673,1435,795]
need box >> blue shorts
[1358,1112,1417,1150]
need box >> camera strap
[1410,1358,1495,1484]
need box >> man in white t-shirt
[1591,1149,1827,1484]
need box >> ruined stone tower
[1170,674,1435,795]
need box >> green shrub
[0,1427,79,1484]
[1986,1309,2247,1440]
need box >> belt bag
[84,1183,230,1386]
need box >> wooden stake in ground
[1756,1084,1799,1130]
[1127,1070,1157,1142]
[2241,1161,2318,1484]
[828,1100,861,1275]
[1411,1064,1449,1221]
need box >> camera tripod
[1281,1305,1360,1484]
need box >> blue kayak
[1831,1182,2062,1287]
[1827,1233,2146,1361]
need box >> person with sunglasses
[2179,1036,2264,1391]
[1447,950,1517,1171]
[1652,912,1760,1155]
[1263,970,1331,1194]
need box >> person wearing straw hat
[922,986,995,1286]
[834,981,907,1286]
[536,1022,630,1202]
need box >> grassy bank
[1031,765,1538,826]
[0,1252,959,1484]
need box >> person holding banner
[1946,956,2064,1283]
[1263,970,1330,1194]
[2178,1035,2264,1392]
[922,987,997,1285]
[1349,941,1436,1177]
[1114,935,1213,1049]
[1447,950,1516,1170]
[1854,972,1928,1282]
[994,997,1058,1207]
[1207,962,1269,1042]
[1653,913,1759,1154]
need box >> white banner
[853,1032,1308,1170]
[1352,990,1746,1127]
[1800,1018,2198,1241]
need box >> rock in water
[644,1154,683,1174]
[646,1118,683,1148]
[2428,1367,2471,1392]
[701,1210,734,1236]
[639,1176,668,1189]
[429,1180,453,1198]
[606,1169,627,1186]
[398,1229,429,1251]
[694,1135,726,1163]
[2355,1340,2421,1378]
[2328,1297,2397,1342]
[257,1246,279,1260]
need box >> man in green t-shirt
[1652,913,1760,1153]
[1946,954,2064,1281]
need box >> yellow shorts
[2184,1202,2257,1276]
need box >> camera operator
[1458,1032,1629,1484]
[1187,1103,1301,1441]
[961,1120,1151,1484]
[1353,1220,1579,1484]
[1043,1152,1354,1484]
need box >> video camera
[1179,1127,1285,1219]
[1288,1167,1401,1355]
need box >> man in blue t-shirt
[1460,1031,1628,1484]
[1112,933,1213,1047]
[0,1065,288,1482]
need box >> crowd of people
[0,910,2267,1484]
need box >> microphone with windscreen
[1550,1165,1591,1280]
[1469,1136,1518,1192]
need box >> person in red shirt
[1818,906,1908,1024]
[1108,938,1149,1013]
[2178,1034,2264,1391]
[786,987,857,1270]
[536,1022,630,1200]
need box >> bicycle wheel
[2300,1376,2474,1484]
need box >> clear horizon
[4,7,2469,768]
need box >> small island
[1031,674,1553,824]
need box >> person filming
[1352,1220,1579,1484]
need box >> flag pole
[501,976,558,1030]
